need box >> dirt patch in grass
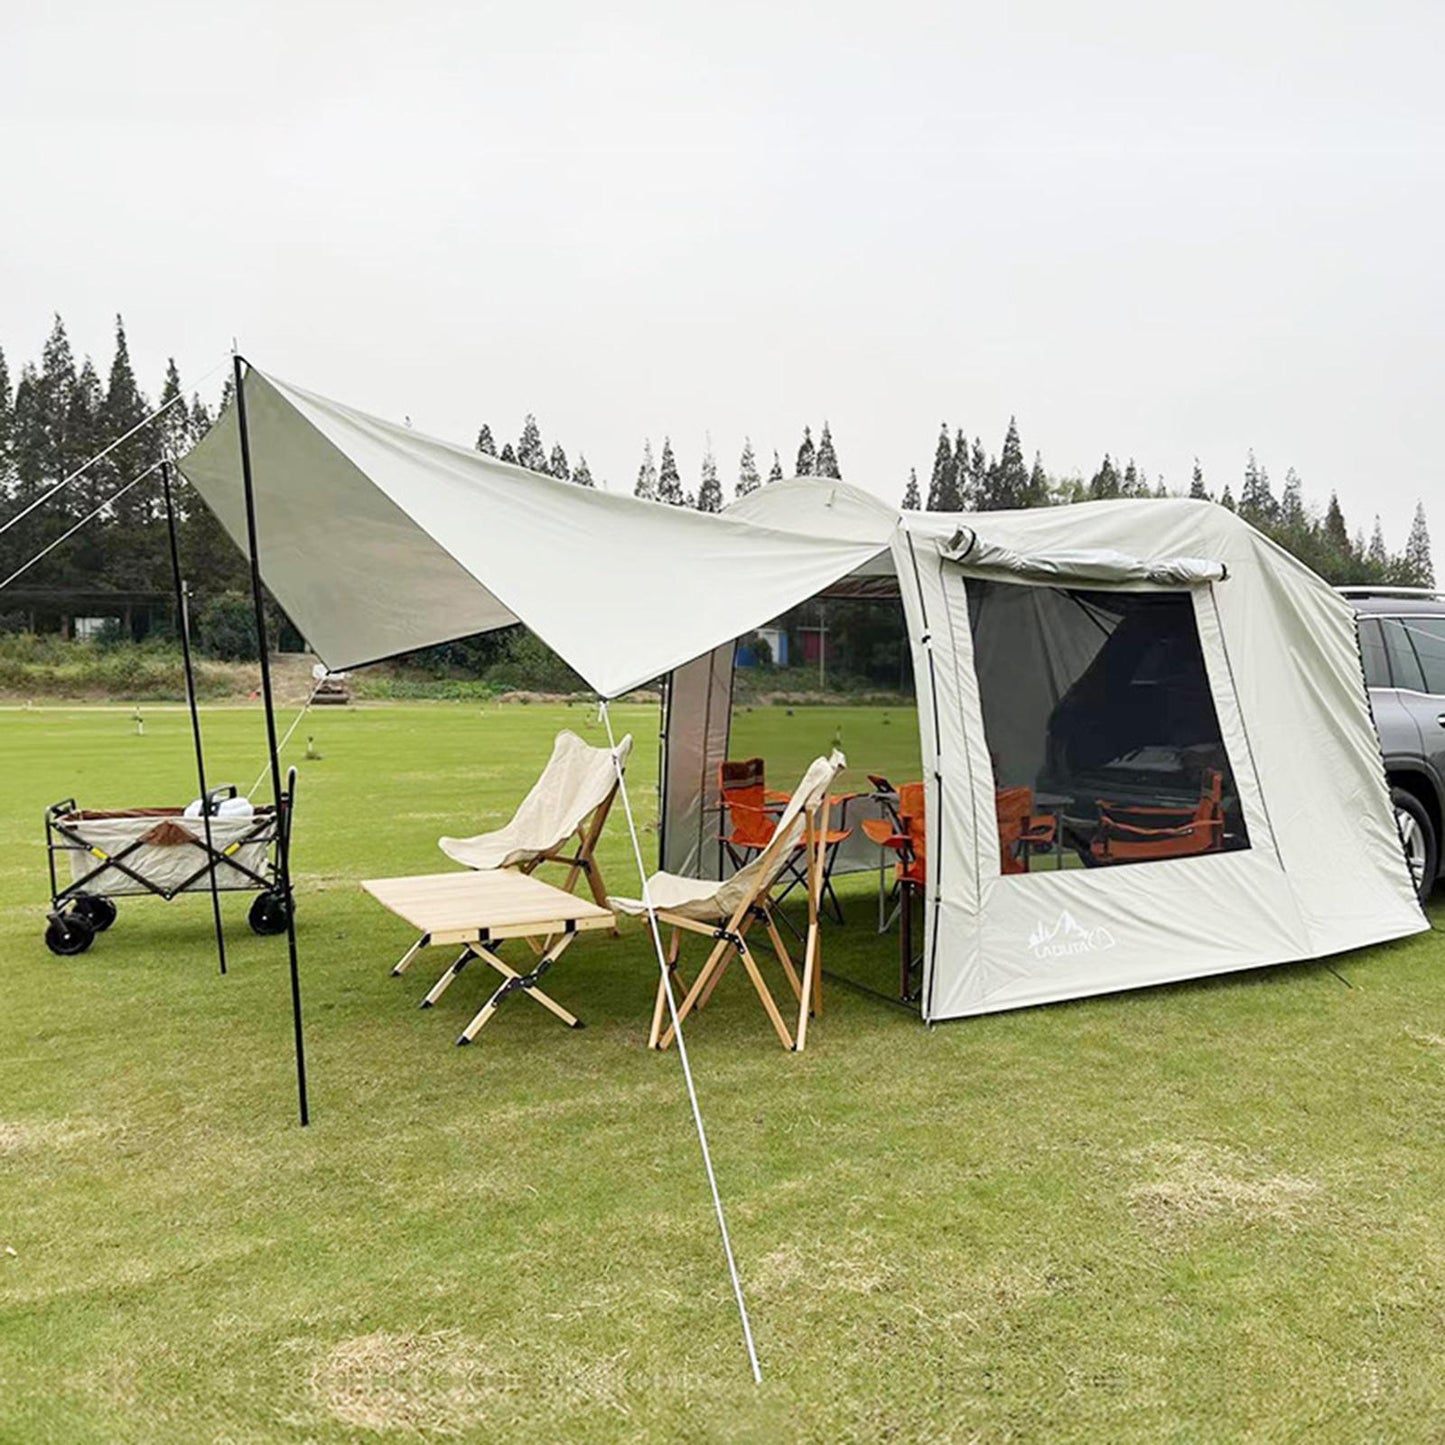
[0,1116,102,1156]
[1128,1143,1322,1232]
[310,1330,633,1436]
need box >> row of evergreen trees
[0,315,243,619]
[907,417,1434,588]
[0,315,1434,632]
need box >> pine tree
[102,317,151,469]
[736,438,761,498]
[980,416,1029,510]
[1120,459,1145,497]
[1280,467,1304,530]
[697,441,722,513]
[926,424,956,510]
[0,343,13,490]
[1367,516,1388,567]
[29,315,77,487]
[1219,484,1235,512]
[795,426,816,477]
[971,438,988,500]
[1404,502,1434,588]
[902,468,920,509]
[1026,452,1049,506]
[952,427,970,508]
[815,422,841,479]
[1323,492,1349,553]
[69,356,106,511]
[548,443,570,481]
[156,358,192,463]
[767,450,784,485]
[572,453,594,488]
[1189,459,1208,500]
[1088,454,1120,500]
[657,437,686,505]
[1240,450,1277,524]
[475,423,497,456]
[500,442,518,466]
[516,414,547,473]
[634,440,657,500]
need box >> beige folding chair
[611,750,844,1053]
[389,729,632,978]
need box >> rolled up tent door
[942,526,1226,587]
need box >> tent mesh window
[965,580,1250,873]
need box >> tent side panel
[892,530,990,1020]
[659,642,736,879]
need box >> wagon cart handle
[204,784,238,816]
[282,767,298,856]
[47,798,77,819]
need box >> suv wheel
[1391,787,1438,904]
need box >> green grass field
[2,700,1443,1443]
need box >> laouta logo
[1029,910,1116,960]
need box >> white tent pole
[0,461,163,592]
[598,698,764,1385]
[0,355,228,540]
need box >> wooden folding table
[361,870,615,1044]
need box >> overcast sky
[3,0,1440,568]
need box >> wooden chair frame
[392,778,622,980]
[650,791,834,1053]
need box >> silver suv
[1342,587,1445,902]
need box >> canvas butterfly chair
[388,729,632,978]
[612,750,845,1053]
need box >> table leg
[420,947,476,1007]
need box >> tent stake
[234,355,311,1127]
[161,461,227,977]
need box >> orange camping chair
[1090,769,1225,864]
[994,786,1058,875]
[717,758,789,870]
[720,758,852,925]
[864,780,927,1001]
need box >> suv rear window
[1382,618,1427,692]
[1405,617,1445,693]
[1359,617,1390,687]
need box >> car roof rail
[1336,585,1445,601]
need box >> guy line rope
[598,697,764,1384]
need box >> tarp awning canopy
[179,366,886,696]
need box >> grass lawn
[2,699,1443,1443]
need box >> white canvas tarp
[180,367,886,698]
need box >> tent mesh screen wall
[965,580,1250,871]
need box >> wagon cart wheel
[45,914,95,956]
[248,890,292,936]
[70,894,117,932]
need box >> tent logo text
[1029,910,1116,961]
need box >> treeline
[0,315,1433,653]
[905,417,1435,588]
[0,314,248,638]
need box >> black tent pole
[161,460,228,976]
[233,355,311,1127]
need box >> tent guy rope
[248,676,328,800]
[0,460,164,592]
[598,698,764,1385]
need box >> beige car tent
[181,367,1427,1026]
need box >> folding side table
[362,870,615,1044]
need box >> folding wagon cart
[43,772,297,956]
